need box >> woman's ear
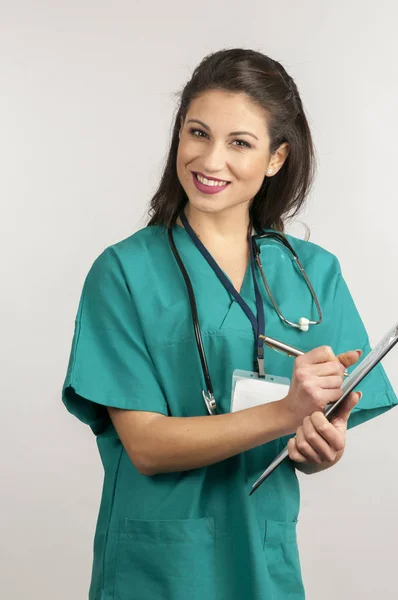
[274,142,290,170]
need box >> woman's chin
[185,197,226,215]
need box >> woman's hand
[281,345,362,432]
[287,390,362,472]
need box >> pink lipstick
[191,172,231,195]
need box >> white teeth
[196,174,228,187]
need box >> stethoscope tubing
[252,232,323,328]
[167,227,214,399]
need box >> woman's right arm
[108,346,360,476]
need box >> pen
[259,334,349,377]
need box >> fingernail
[358,392,363,400]
[355,349,363,357]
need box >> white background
[1,1,397,598]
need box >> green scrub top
[62,223,397,600]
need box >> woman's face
[176,89,286,217]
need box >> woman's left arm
[289,390,362,475]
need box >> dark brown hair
[147,48,316,232]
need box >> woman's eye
[234,140,251,148]
[232,139,252,149]
[188,128,251,149]
[189,128,208,139]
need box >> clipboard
[250,322,398,495]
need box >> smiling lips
[192,171,231,195]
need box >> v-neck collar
[173,221,252,299]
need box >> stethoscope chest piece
[202,390,217,415]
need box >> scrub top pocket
[115,517,216,600]
[263,520,305,599]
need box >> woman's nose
[201,141,228,173]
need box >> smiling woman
[148,48,315,233]
[62,48,398,600]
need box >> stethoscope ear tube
[168,228,216,414]
[252,231,323,330]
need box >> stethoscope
[167,212,323,415]
[251,231,322,333]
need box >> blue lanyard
[180,212,266,375]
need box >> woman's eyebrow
[186,119,259,141]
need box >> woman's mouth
[191,172,231,195]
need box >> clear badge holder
[230,369,290,413]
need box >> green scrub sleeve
[329,268,398,429]
[62,246,169,434]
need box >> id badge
[230,369,290,413]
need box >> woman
[62,49,397,599]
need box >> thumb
[331,391,362,429]
[337,349,363,369]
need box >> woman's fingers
[287,435,316,464]
[330,391,362,428]
[287,345,363,430]
[316,375,345,390]
[337,349,362,369]
[292,426,323,464]
[298,345,336,366]
[289,412,347,465]
[300,349,363,388]
[297,374,343,394]
[296,346,362,369]
[303,413,344,461]
[310,360,345,377]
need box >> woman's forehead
[186,90,269,132]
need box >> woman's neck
[180,203,251,246]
